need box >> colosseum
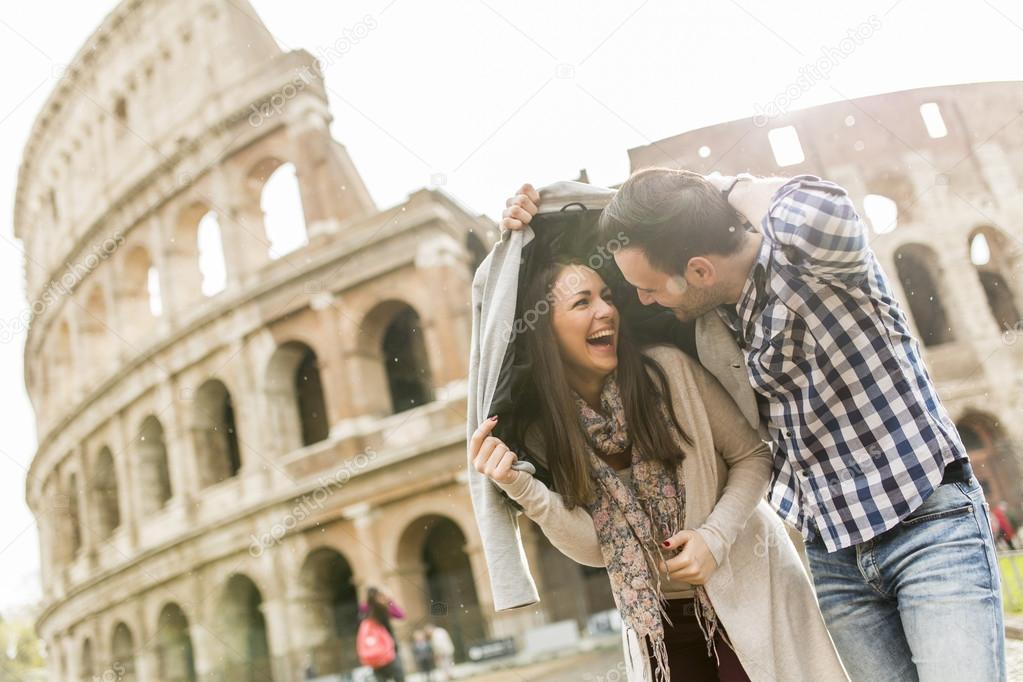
[17,1,622,680]
[17,1,1023,681]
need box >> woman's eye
[573,299,587,308]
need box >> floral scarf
[577,374,721,682]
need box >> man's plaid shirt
[719,175,966,552]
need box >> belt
[941,459,972,485]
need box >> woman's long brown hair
[513,260,691,509]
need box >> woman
[470,259,847,681]
[359,587,406,682]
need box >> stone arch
[67,471,83,557]
[136,415,173,514]
[120,245,160,330]
[192,378,242,487]
[957,412,1023,515]
[266,340,330,455]
[212,573,274,680]
[155,602,196,682]
[968,226,1022,332]
[248,159,308,259]
[111,621,137,682]
[466,231,489,277]
[92,446,120,539]
[50,318,74,404]
[893,243,956,346]
[196,209,227,297]
[80,637,95,682]
[395,514,485,662]
[295,547,360,675]
[863,170,915,224]
[358,301,435,415]
[82,284,112,376]
[522,518,615,629]
[173,200,211,300]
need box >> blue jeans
[805,477,1005,682]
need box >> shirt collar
[719,232,772,346]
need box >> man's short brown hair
[598,167,746,276]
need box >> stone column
[147,214,178,335]
[112,410,139,549]
[259,598,294,682]
[164,378,201,514]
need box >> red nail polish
[662,540,670,548]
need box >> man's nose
[637,290,654,306]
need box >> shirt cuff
[495,471,532,500]
[694,526,727,568]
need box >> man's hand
[657,529,718,585]
[470,416,520,486]
[500,184,540,232]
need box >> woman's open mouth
[586,329,616,351]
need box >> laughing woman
[470,260,847,682]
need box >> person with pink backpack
[357,587,406,682]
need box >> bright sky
[1,0,1021,614]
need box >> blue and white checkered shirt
[719,175,966,551]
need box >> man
[501,171,1005,681]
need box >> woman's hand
[500,184,540,232]
[470,416,520,486]
[657,530,718,585]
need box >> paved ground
[457,637,1023,681]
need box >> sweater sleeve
[688,358,773,566]
[495,473,606,568]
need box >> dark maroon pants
[646,598,750,682]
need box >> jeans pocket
[901,484,975,526]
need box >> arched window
[156,604,196,682]
[52,320,73,403]
[121,246,159,331]
[863,194,898,234]
[137,416,173,514]
[111,622,137,682]
[297,548,360,674]
[969,227,1021,332]
[466,231,489,277]
[80,638,95,682]
[396,516,485,662]
[214,575,273,680]
[266,341,329,453]
[382,306,434,413]
[67,473,82,556]
[82,286,111,376]
[259,162,308,259]
[193,379,242,487]
[893,245,955,346]
[197,211,227,296]
[92,447,120,539]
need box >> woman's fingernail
[662,540,670,548]
[489,415,499,421]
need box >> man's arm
[704,173,787,227]
[709,173,870,279]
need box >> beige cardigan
[497,345,848,682]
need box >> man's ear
[686,256,717,286]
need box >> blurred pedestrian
[411,629,435,678]
[424,623,454,681]
[358,587,406,682]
